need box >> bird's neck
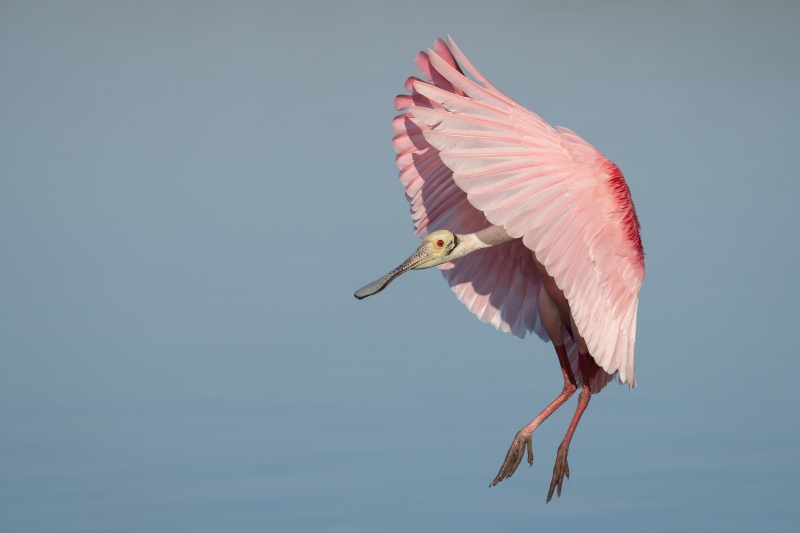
[451,225,514,261]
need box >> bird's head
[413,230,460,268]
[354,230,459,299]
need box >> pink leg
[546,352,598,502]
[490,344,578,487]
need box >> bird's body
[355,37,643,501]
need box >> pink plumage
[357,36,645,500]
[393,37,644,391]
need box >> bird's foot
[489,429,533,487]
[546,444,570,502]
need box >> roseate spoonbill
[354,36,644,502]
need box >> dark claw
[526,438,533,467]
[489,430,533,487]
[546,444,570,502]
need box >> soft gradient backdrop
[2,1,798,531]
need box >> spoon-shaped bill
[354,242,433,299]
[353,268,404,300]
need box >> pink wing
[393,37,644,388]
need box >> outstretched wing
[394,37,644,387]
[393,41,548,342]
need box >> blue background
[2,2,798,531]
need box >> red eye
[437,239,445,247]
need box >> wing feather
[393,38,644,387]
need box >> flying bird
[355,36,644,502]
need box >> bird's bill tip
[353,283,378,299]
[353,271,397,300]
[353,241,435,300]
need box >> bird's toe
[546,444,570,502]
[490,430,533,487]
